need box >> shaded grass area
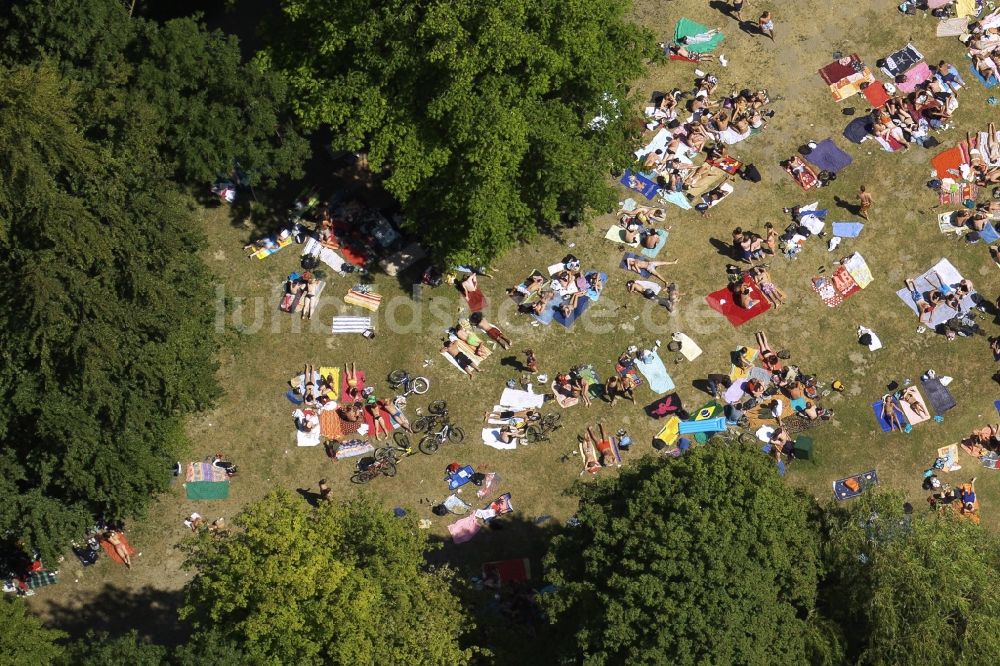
[29,0,1000,661]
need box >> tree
[264,0,653,262]
[0,0,309,187]
[0,61,220,562]
[821,491,1000,665]
[59,632,166,666]
[0,597,65,665]
[542,446,838,665]
[180,491,474,665]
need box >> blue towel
[553,295,592,328]
[678,416,726,434]
[806,139,852,174]
[640,232,669,258]
[994,399,1000,416]
[620,170,660,200]
[447,465,475,490]
[831,222,864,238]
[970,63,999,89]
[286,389,304,405]
[584,272,608,302]
[790,397,808,412]
[661,190,693,210]
[979,223,1000,244]
[620,252,652,278]
[871,400,903,433]
[531,299,555,325]
[635,350,674,394]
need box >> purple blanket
[806,139,852,174]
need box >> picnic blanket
[319,405,345,438]
[896,62,933,94]
[937,17,969,37]
[895,258,977,327]
[900,386,931,426]
[641,231,669,258]
[100,533,136,566]
[620,170,660,200]
[482,427,517,450]
[806,140,852,174]
[937,443,961,472]
[819,54,875,101]
[705,276,771,326]
[499,387,545,410]
[551,382,580,409]
[482,558,531,585]
[834,469,878,500]
[344,289,382,312]
[862,81,890,109]
[673,332,702,361]
[605,225,639,247]
[448,515,481,544]
[279,280,325,314]
[334,440,374,460]
[970,64,999,89]
[832,222,864,238]
[447,465,476,490]
[880,44,925,78]
[811,269,858,308]
[185,480,230,500]
[922,377,957,414]
[646,393,684,418]
[674,18,724,54]
[331,316,371,333]
[786,161,820,190]
[296,425,322,447]
[250,235,292,260]
[24,571,59,589]
[844,117,873,143]
[186,462,228,483]
[634,350,675,394]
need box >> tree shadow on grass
[37,583,187,646]
[425,512,568,664]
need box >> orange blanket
[100,533,135,566]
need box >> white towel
[858,326,883,352]
[672,332,703,361]
[482,427,517,450]
[498,388,545,410]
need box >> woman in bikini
[364,396,391,441]
[301,364,317,405]
[752,267,786,308]
[881,394,903,432]
[344,362,361,400]
[105,531,132,569]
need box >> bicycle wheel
[541,413,562,428]
[447,425,465,443]
[351,471,371,484]
[411,377,430,394]
[413,416,433,433]
[387,369,408,386]
[419,436,440,455]
[525,425,541,443]
[381,461,397,477]
[374,447,395,462]
[392,431,411,449]
[428,400,447,415]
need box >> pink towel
[448,515,481,544]
[897,62,932,94]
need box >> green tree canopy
[543,446,837,665]
[821,491,1000,665]
[0,61,220,562]
[59,631,166,666]
[264,0,653,262]
[0,597,65,666]
[0,0,308,187]
[180,491,474,665]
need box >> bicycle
[413,400,450,433]
[375,431,417,463]
[388,369,430,399]
[524,413,562,443]
[419,416,465,454]
[351,456,397,484]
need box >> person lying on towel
[785,155,818,188]
[442,338,482,378]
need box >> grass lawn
[28,0,1000,658]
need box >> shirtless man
[469,312,511,349]
[624,256,678,285]
[900,388,928,420]
[881,394,903,432]
[858,186,873,220]
[442,338,481,378]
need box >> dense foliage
[0,0,308,186]
[180,491,473,665]
[821,492,1000,665]
[0,597,66,665]
[543,446,837,665]
[265,0,654,262]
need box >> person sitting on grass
[570,371,593,407]
[733,280,759,310]
[881,394,903,432]
[530,289,557,315]
[624,257,678,285]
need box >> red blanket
[341,370,366,403]
[862,81,890,108]
[464,287,487,312]
[705,277,771,327]
[100,533,135,566]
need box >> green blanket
[185,480,230,500]
[674,18,724,54]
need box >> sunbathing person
[665,43,714,62]
[364,397,391,441]
[733,281,759,310]
[558,290,586,318]
[956,279,975,298]
[104,531,132,569]
[751,267,786,308]
[625,279,679,312]
[570,371,592,407]
[587,424,617,467]
[579,433,602,474]
[904,279,935,324]
[507,272,545,298]
[881,394,903,432]
[338,401,363,424]
[929,271,962,310]
[301,364,317,405]
[900,388,928,420]
[755,331,783,371]
[624,257,677,285]
[641,227,667,249]
[531,289,557,315]
[974,53,1000,82]
[469,312,511,349]
[442,338,481,378]
[453,326,489,357]
[301,275,320,320]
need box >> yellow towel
[318,367,340,400]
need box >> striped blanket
[186,462,229,483]
[344,289,382,311]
